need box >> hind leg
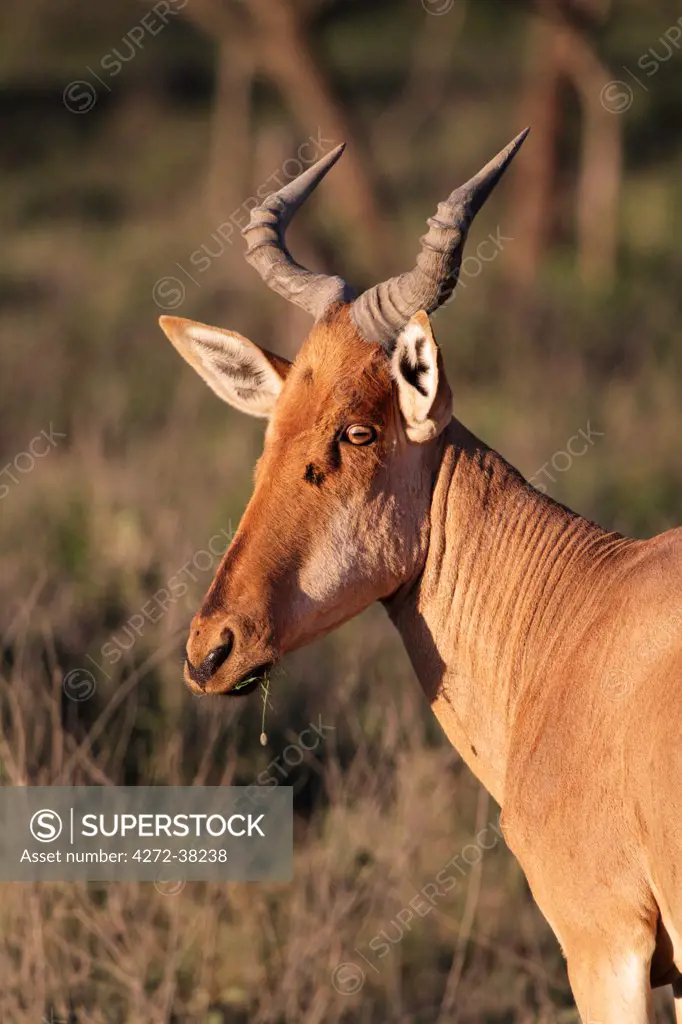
[565,946,655,1023]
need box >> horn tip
[509,126,531,152]
[488,127,530,176]
[326,141,347,163]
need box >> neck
[385,419,634,804]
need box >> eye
[343,424,376,446]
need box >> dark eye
[343,424,376,446]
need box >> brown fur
[186,307,430,685]
[172,303,682,1023]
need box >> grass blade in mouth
[260,671,271,746]
[232,673,261,692]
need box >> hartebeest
[159,132,682,1022]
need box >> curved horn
[351,128,530,348]
[241,142,355,320]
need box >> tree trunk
[245,0,394,274]
[507,14,564,289]
[508,1,621,291]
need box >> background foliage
[1,0,681,1020]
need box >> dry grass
[1,2,682,1018]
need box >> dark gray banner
[0,786,292,882]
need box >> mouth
[221,661,273,697]
[184,652,275,697]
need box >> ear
[159,316,291,418]
[392,311,453,443]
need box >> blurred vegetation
[0,0,681,1020]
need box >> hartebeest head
[159,130,528,696]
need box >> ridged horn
[241,142,355,320]
[351,127,530,348]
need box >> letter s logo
[29,809,63,842]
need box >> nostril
[203,639,233,676]
[186,630,234,689]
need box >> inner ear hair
[398,336,431,397]
[392,312,452,442]
[158,315,291,418]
